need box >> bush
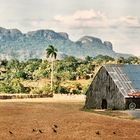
[75,83,82,90]
[57,86,69,94]
[0,79,27,93]
[33,70,49,79]
[71,89,81,94]
[10,79,26,93]
[16,71,28,79]
[30,85,51,94]
[0,82,14,93]
[42,86,51,94]
[82,85,89,94]
[30,88,43,94]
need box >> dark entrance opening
[101,99,107,109]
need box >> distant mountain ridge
[0,27,131,60]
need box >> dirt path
[0,96,140,140]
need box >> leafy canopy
[46,45,58,59]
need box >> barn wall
[85,67,126,110]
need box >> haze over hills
[0,27,131,60]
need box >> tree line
[0,46,140,94]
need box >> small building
[85,64,140,110]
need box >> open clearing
[0,95,140,140]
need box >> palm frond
[46,45,58,59]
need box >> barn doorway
[101,99,107,109]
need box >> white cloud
[118,16,140,28]
[54,10,140,29]
[0,0,139,56]
[54,9,108,29]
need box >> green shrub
[10,79,26,93]
[16,71,28,79]
[30,88,43,94]
[58,86,69,94]
[0,79,27,93]
[0,82,14,93]
[42,86,51,94]
[72,89,81,94]
[82,85,89,94]
[30,85,51,94]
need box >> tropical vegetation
[0,54,140,95]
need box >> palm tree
[46,45,58,93]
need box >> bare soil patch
[0,98,140,140]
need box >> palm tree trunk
[51,59,54,92]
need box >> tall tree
[46,45,58,93]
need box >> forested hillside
[0,27,131,60]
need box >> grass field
[0,97,140,140]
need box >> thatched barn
[85,64,140,110]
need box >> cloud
[0,18,49,32]
[118,16,140,28]
[54,10,140,29]
[54,9,108,29]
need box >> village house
[85,64,140,110]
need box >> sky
[0,0,140,56]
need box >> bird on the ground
[52,128,57,133]
[39,129,43,133]
[9,131,13,135]
[95,131,100,135]
[54,124,58,128]
[113,132,116,134]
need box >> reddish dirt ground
[0,100,140,140]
